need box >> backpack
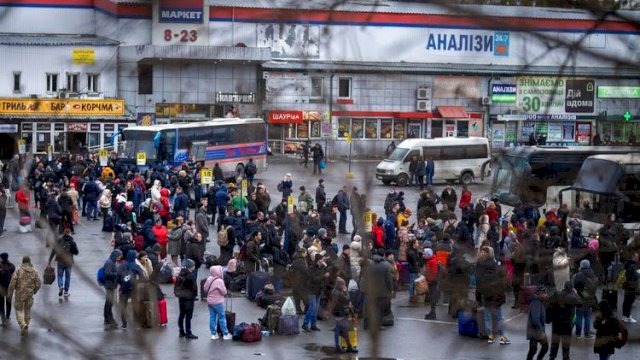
[173,272,192,299]
[238,243,247,261]
[260,304,282,333]
[246,162,257,176]
[218,226,229,247]
[120,266,135,294]
[582,274,598,300]
[615,319,628,349]
[97,267,106,286]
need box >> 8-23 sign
[164,29,198,42]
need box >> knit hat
[352,235,361,242]
[318,228,327,236]
[22,256,31,264]
[184,259,196,270]
[0,253,8,262]
[579,259,591,270]
[424,248,434,258]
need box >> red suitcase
[158,298,168,326]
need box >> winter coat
[215,185,230,207]
[572,268,599,307]
[306,262,327,295]
[204,265,227,305]
[547,289,581,335]
[440,189,458,211]
[48,234,78,266]
[245,239,260,273]
[152,224,169,248]
[7,262,41,302]
[593,316,622,355]
[315,185,326,206]
[363,254,394,298]
[349,238,363,279]
[0,260,16,292]
[99,189,112,209]
[174,268,197,300]
[167,227,183,257]
[195,209,209,240]
[372,224,385,249]
[173,192,190,214]
[527,296,547,340]
[290,252,308,292]
[476,257,506,308]
[103,251,121,290]
[552,249,571,292]
[424,255,439,283]
[336,190,350,212]
[407,248,421,274]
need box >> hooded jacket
[48,234,78,266]
[204,265,227,305]
[8,262,41,301]
[215,185,230,207]
[527,293,547,340]
[103,250,122,290]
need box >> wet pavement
[0,155,638,359]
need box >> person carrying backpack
[572,259,598,339]
[117,250,146,329]
[101,249,122,330]
[174,259,198,339]
[244,158,257,186]
[594,300,628,360]
[48,228,79,298]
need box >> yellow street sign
[99,149,109,166]
[136,152,146,166]
[200,169,213,185]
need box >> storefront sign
[269,111,303,124]
[491,124,505,148]
[0,99,125,116]
[597,86,640,98]
[0,124,18,133]
[547,123,562,142]
[433,76,480,99]
[516,77,594,114]
[72,48,95,65]
[565,79,595,113]
[200,169,212,185]
[136,152,146,166]
[215,93,256,104]
[159,0,203,23]
[99,149,109,166]
[505,122,517,143]
[137,113,156,126]
[67,123,88,132]
[426,31,510,57]
[491,84,516,103]
[576,122,592,144]
[321,122,332,138]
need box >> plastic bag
[348,279,359,292]
[282,297,296,316]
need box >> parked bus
[120,118,267,177]
[488,146,638,210]
[559,153,640,237]
[376,137,490,186]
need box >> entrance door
[0,134,16,159]
[67,132,87,153]
[445,120,456,137]
[407,123,421,139]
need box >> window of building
[351,118,364,138]
[431,120,443,138]
[46,73,58,93]
[457,120,469,137]
[338,77,351,98]
[365,119,378,139]
[66,73,79,92]
[138,64,153,94]
[393,119,405,139]
[380,119,393,139]
[13,72,21,93]
[310,77,323,98]
[338,118,350,138]
[87,74,99,92]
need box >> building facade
[0,0,639,159]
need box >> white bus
[375,137,490,186]
[120,118,268,177]
[559,153,640,238]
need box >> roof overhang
[119,45,271,63]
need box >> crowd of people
[0,152,637,358]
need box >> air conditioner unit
[481,96,491,105]
[417,86,431,100]
[416,100,431,112]
[83,92,104,99]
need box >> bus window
[423,147,441,161]
[158,130,175,162]
[388,147,409,161]
[442,146,464,160]
[403,150,420,163]
[465,145,488,159]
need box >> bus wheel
[382,179,391,186]
[235,163,245,178]
[460,171,474,185]
[396,173,409,187]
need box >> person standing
[425,157,435,186]
[415,156,426,190]
[299,141,310,168]
[174,259,198,339]
[244,158,258,186]
[423,248,439,320]
[102,249,122,330]
[476,246,510,345]
[315,179,326,210]
[302,253,327,332]
[0,185,7,238]
[406,239,421,302]
[526,285,549,360]
[594,300,626,360]
[7,256,41,336]
[335,186,350,234]
[117,250,146,329]
[620,251,638,324]
[312,144,324,175]
[204,265,233,340]
[0,253,16,326]
[408,155,418,186]
[572,259,599,339]
[440,183,458,213]
[547,281,581,360]
[290,247,309,315]
[48,228,79,297]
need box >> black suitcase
[601,288,618,311]
[200,279,207,301]
[217,298,236,336]
[247,271,271,301]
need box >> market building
[0,0,639,159]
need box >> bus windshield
[492,155,525,205]
[121,131,157,160]
[387,147,409,161]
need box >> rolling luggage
[247,271,271,301]
[457,310,479,338]
[158,298,168,326]
[217,297,236,336]
[602,288,618,311]
[200,279,208,301]
[277,314,299,335]
[43,265,55,285]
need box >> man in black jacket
[315,179,326,210]
[174,259,198,339]
[58,188,74,233]
[83,177,100,221]
[48,229,79,297]
[102,249,122,329]
[303,254,328,332]
[547,281,581,360]
[0,252,16,326]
